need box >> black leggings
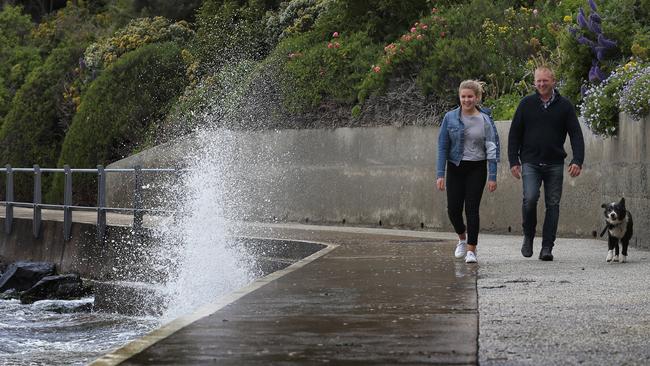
[446,160,487,246]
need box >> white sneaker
[465,251,477,263]
[454,240,467,258]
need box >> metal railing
[0,164,181,242]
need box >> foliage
[558,0,650,105]
[82,16,194,73]
[274,30,381,113]
[356,0,541,110]
[314,0,430,43]
[132,0,204,21]
[190,0,270,80]
[53,42,188,204]
[580,61,642,136]
[30,2,104,53]
[6,0,68,21]
[264,0,334,47]
[0,5,41,121]
[0,45,83,201]
[483,92,521,120]
[156,59,260,140]
[619,63,650,121]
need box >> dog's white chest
[609,222,627,238]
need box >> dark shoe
[539,247,554,261]
[521,236,533,257]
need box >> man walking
[508,66,585,261]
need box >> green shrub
[314,0,429,43]
[83,16,194,73]
[355,0,553,112]
[274,30,381,113]
[132,0,204,22]
[0,45,83,202]
[580,62,642,136]
[619,63,650,121]
[31,3,104,53]
[484,93,521,121]
[191,0,270,79]
[53,42,188,204]
[156,59,260,140]
[0,5,41,121]
[264,0,334,47]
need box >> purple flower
[597,34,617,48]
[588,65,606,83]
[588,0,598,12]
[568,26,578,35]
[588,19,602,34]
[594,46,607,61]
[577,36,595,47]
[589,12,601,24]
[577,9,588,28]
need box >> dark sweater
[508,91,585,168]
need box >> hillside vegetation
[0,0,648,203]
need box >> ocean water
[0,298,158,365]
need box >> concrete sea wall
[107,114,650,249]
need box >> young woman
[436,80,500,263]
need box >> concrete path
[477,234,650,366]
[94,227,478,365]
[88,223,650,365]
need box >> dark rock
[35,299,94,313]
[0,261,56,292]
[20,274,86,304]
[0,288,20,300]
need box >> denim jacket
[436,107,501,181]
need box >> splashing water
[155,128,256,322]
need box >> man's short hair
[534,66,555,80]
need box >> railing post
[33,165,41,238]
[173,168,182,225]
[63,165,72,241]
[97,165,106,244]
[4,164,13,234]
[133,165,143,239]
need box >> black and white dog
[600,197,633,263]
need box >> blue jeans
[521,163,564,248]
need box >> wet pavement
[94,226,478,365]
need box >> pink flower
[421,24,428,30]
[410,27,417,33]
[332,31,339,38]
[334,42,340,48]
[372,66,381,73]
[327,42,334,49]
[440,31,446,38]
[416,34,423,40]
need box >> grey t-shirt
[462,114,486,161]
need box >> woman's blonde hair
[458,79,485,102]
